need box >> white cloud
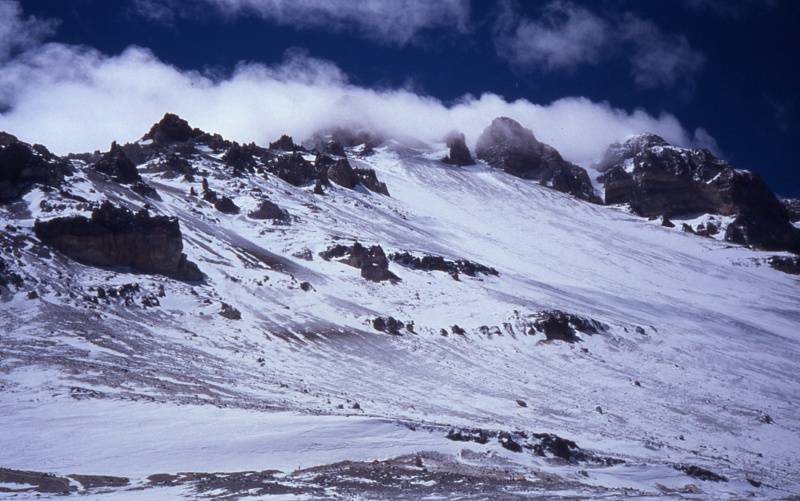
[495,1,611,70]
[495,1,705,89]
[132,0,471,45]
[0,40,713,165]
[620,15,704,89]
[0,0,58,62]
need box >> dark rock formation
[372,316,404,335]
[321,140,346,157]
[0,132,71,202]
[597,134,800,253]
[34,201,202,281]
[319,242,399,282]
[269,154,316,186]
[445,429,490,444]
[781,198,800,222]
[353,168,389,196]
[143,113,203,146]
[326,158,358,189]
[222,142,261,174]
[0,257,24,290]
[219,303,241,320]
[442,132,475,166]
[214,196,240,215]
[673,464,727,482]
[767,255,800,275]
[532,310,606,342]
[268,135,302,152]
[389,251,498,280]
[248,200,290,222]
[475,117,598,202]
[498,432,523,453]
[155,153,196,180]
[93,142,141,183]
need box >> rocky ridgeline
[596,133,800,253]
[1,112,798,272]
[126,114,391,196]
[389,251,497,280]
[33,201,202,281]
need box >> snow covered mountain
[1,114,799,499]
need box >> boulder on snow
[219,302,241,320]
[319,242,399,282]
[248,199,290,222]
[372,316,405,335]
[214,196,240,215]
[33,201,202,282]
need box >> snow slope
[1,138,798,498]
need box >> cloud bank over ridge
[0,0,716,166]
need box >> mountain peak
[143,113,203,145]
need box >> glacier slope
[0,140,798,498]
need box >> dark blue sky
[18,0,800,196]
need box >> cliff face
[34,201,202,282]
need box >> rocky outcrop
[597,134,800,253]
[319,242,399,282]
[353,168,390,196]
[143,113,204,146]
[248,199,290,222]
[0,132,71,202]
[389,251,498,280]
[372,316,405,335]
[326,158,358,189]
[475,118,598,202]
[442,132,475,166]
[268,134,303,152]
[214,196,240,215]
[781,198,800,222]
[268,154,317,186]
[34,201,202,281]
[767,255,800,275]
[93,142,141,184]
[222,143,262,174]
[532,310,606,342]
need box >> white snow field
[0,139,798,499]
